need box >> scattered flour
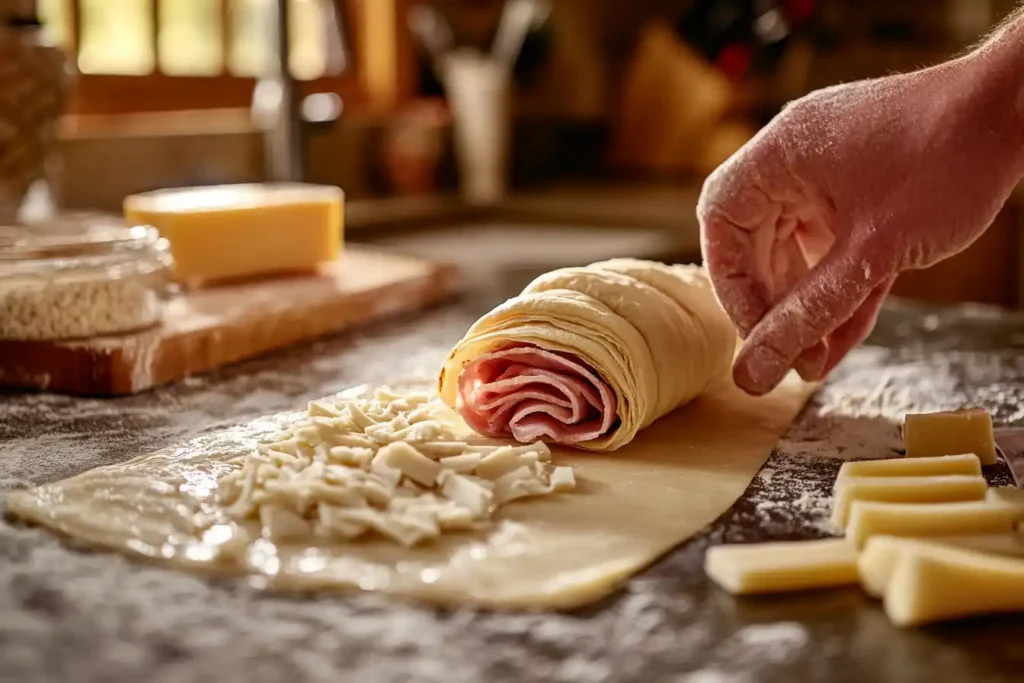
[3,302,1024,681]
[745,454,838,537]
[739,337,1024,541]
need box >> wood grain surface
[0,247,458,396]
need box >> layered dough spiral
[438,259,738,452]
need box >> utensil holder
[443,50,512,206]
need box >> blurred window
[36,0,408,115]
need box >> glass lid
[0,215,164,262]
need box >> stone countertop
[4,296,1024,683]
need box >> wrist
[958,12,1024,171]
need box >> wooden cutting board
[0,247,459,396]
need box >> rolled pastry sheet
[438,259,737,452]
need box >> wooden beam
[69,73,366,115]
[356,0,399,109]
[393,0,416,103]
[220,0,232,76]
[69,0,81,56]
[151,0,162,74]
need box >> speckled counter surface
[4,297,1024,683]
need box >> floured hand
[698,35,1024,396]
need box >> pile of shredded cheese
[215,386,576,547]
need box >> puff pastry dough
[7,376,814,609]
[439,260,736,451]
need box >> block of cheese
[881,539,1024,627]
[859,533,1024,598]
[902,408,997,465]
[704,538,858,595]
[846,500,1024,548]
[987,486,1024,505]
[834,454,981,487]
[124,183,344,286]
[830,475,987,529]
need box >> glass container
[0,217,173,340]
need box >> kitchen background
[6,0,1024,308]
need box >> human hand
[698,56,1024,396]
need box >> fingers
[794,342,828,380]
[698,179,779,338]
[733,250,888,395]
[790,277,891,384]
[820,275,896,375]
[776,228,824,379]
[700,213,771,338]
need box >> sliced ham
[456,344,618,445]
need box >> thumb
[733,248,889,395]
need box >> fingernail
[794,343,828,381]
[734,344,788,396]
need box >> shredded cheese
[215,387,576,547]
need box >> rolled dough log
[830,475,987,529]
[834,454,982,486]
[439,260,737,451]
[5,375,814,609]
[705,538,858,595]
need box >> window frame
[51,0,413,116]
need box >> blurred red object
[786,0,817,22]
[382,98,451,196]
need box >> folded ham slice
[440,260,737,452]
[456,344,619,445]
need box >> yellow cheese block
[859,533,1024,598]
[902,408,997,465]
[704,538,858,595]
[834,454,982,486]
[125,183,344,286]
[846,500,1024,548]
[830,475,988,529]
[987,486,1024,505]
[881,539,1024,627]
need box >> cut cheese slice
[830,475,987,529]
[834,454,981,487]
[881,540,1024,627]
[859,533,1024,598]
[846,500,1024,548]
[902,409,997,465]
[987,486,1024,505]
[124,183,343,286]
[549,466,575,492]
[476,447,524,480]
[704,538,858,595]
[372,442,440,487]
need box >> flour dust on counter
[704,390,1024,628]
[11,302,1024,681]
[6,372,814,610]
